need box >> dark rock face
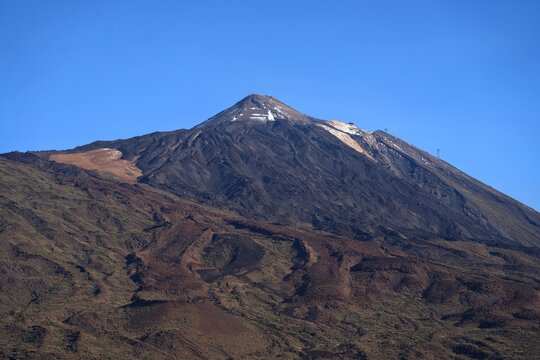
[55,94,540,247]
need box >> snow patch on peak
[273,105,286,117]
[248,110,275,122]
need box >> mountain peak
[240,93,274,102]
[198,94,312,127]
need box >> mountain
[1,95,539,359]
[41,94,540,247]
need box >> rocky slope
[1,94,539,359]
[1,153,540,359]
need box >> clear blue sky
[1,1,539,210]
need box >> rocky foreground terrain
[1,95,539,359]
